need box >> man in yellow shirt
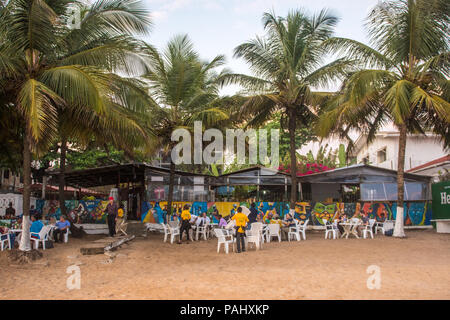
[178,204,191,244]
[231,207,249,253]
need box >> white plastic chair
[363,219,376,239]
[196,221,209,241]
[245,229,260,250]
[214,228,234,254]
[288,220,301,241]
[324,219,337,239]
[250,222,264,248]
[375,219,392,235]
[168,220,179,228]
[0,232,11,251]
[30,225,52,250]
[299,219,309,240]
[169,224,180,244]
[289,219,309,241]
[266,224,281,242]
[161,223,170,242]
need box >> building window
[377,148,387,163]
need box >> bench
[430,219,450,233]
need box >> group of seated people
[30,215,71,243]
[326,211,381,236]
[165,202,382,241]
[0,215,71,249]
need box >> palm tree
[221,9,356,210]
[144,35,229,217]
[0,0,152,252]
[51,0,154,216]
[317,0,449,237]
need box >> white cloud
[151,10,169,22]
[146,0,222,21]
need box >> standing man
[5,202,15,218]
[231,207,249,253]
[247,203,258,230]
[104,197,118,237]
[178,204,191,244]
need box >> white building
[350,123,448,171]
[407,155,450,182]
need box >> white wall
[0,193,37,216]
[356,134,447,171]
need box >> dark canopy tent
[48,163,208,219]
[298,164,431,202]
[210,166,292,202]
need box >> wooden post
[42,176,47,200]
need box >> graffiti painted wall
[34,199,127,224]
[141,201,433,226]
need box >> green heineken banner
[431,181,450,227]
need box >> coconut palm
[221,9,356,210]
[144,34,229,216]
[0,0,152,252]
[317,0,450,237]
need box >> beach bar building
[45,163,432,223]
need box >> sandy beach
[0,229,449,300]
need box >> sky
[143,0,380,95]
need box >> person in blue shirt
[53,215,70,243]
[281,213,295,241]
[30,215,44,239]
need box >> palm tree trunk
[19,132,32,251]
[393,124,407,237]
[167,161,175,221]
[58,136,67,217]
[288,107,297,213]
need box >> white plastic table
[340,222,360,239]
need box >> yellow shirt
[232,212,249,233]
[181,210,191,221]
[118,208,124,218]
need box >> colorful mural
[13,199,431,226]
[34,199,127,224]
[141,201,433,226]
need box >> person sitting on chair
[200,212,210,226]
[30,215,44,239]
[281,213,295,241]
[53,215,70,243]
[263,212,273,224]
[357,212,370,236]
[218,215,227,228]
[334,215,345,235]
[0,225,14,248]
